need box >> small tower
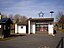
[50,11,54,18]
[0,13,2,20]
[38,11,44,17]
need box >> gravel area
[0,31,64,48]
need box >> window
[21,26,23,28]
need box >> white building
[15,18,54,35]
[15,23,27,34]
[28,18,54,35]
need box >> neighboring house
[28,18,54,35]
[0,13,13,38]
[15,23,27,34]
[0,18,13,38]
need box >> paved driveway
[0,31,64,48]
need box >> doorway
[36,24,48,34]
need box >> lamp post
[0,13,2,19]
[50,11,54,18]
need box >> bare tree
[1,14,8,18]
[13,14,28,24]
[8,14,13,20]
[19,16,28,24]
[56,11,63,22]
[14,14,20,23]
[56,11,64,29]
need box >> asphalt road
[0,31,64,48]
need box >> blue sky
[0,0,64,20]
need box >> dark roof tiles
[0,18,12,24]
[28,18,54,22]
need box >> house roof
[0,18,13,24]
[28,18,54,22]
[17,23,27,25]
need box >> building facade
[28,18,54,34]
[15,18,54,35]
[15,24,27,34]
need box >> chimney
[0,13,2,20]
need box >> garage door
[36,24,48,32]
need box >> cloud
[0,0,64,19]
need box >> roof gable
[0,18,13,24]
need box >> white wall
[15,24,26,34]
[28,20,30,34]
[17,25,26,34]
[15,24,18,34]
[48,24,54,35]
[0,25,1,28]
[31,22,35,34]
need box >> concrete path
[0,31,64,48]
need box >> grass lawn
[59,29,64,32]
[0,38,10,41]
[0,34,25,41]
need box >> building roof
[17,23,27,25]
[0,18,13,24]
[28,18,54,22]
